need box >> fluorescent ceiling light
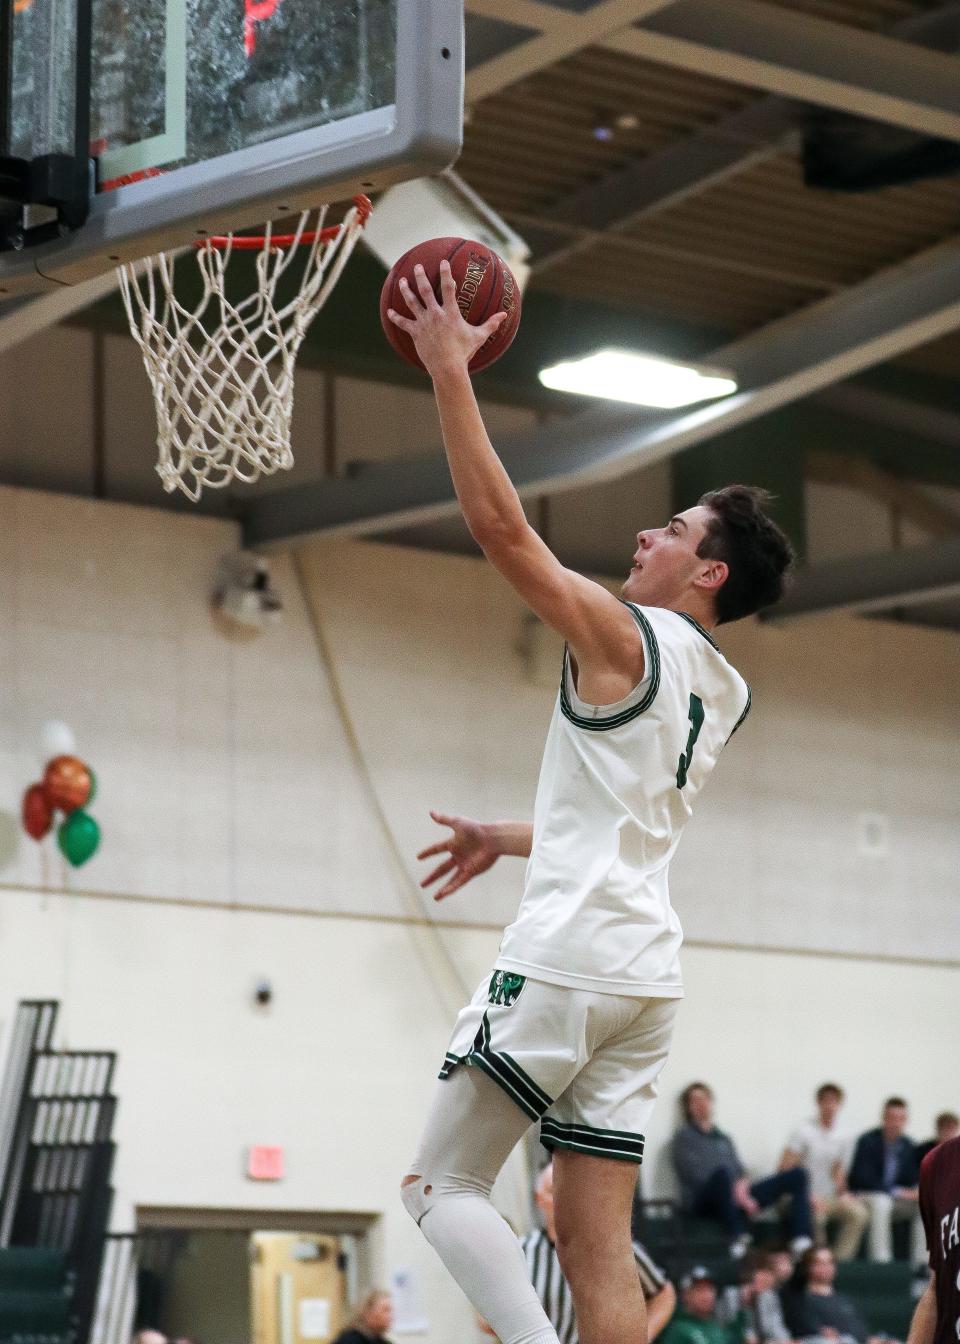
[538,349,738,408]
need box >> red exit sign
[247,1146,285,1181]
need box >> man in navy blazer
[849,1097,923,1263]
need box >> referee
[520,1163,677,1344]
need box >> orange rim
[196,194,372,251]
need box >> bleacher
[0,1248,74,1344]
[635,1202,918,1341]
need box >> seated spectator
[672,1082,814,1257]
[523,1162,677,1342]
[767,1249,794,1293]
[331,1291,393,1344]
[132,1333,167,1344]
[780,1083,869,1262]
[782,1247,893,1344]
[848,1097,924,1264]
[718,1251,792,1344]
[914,1111,959,1166]
[662,1267,747,1344]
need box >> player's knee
[400,1173,434,1225]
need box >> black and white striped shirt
[520,1229,667,1344]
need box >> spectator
[782,1247,892,1344]
[767,1250,794,1292]
[914,1112,959,1167]
[522,1162,676,1343]
[662,1267,747,1344]
[848,1098,924,1263]
[718,1251,792,1344]
[331,1291,393,1344]
[133,1333,167,1344]
[780,1084,869,1261]
[672,1083,813,1257]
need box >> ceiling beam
[762,536,960,620]
[505,207,834,292]
[529,104,798,278]
[463,0,677,103]
[243,235,960,548]
[465,0,960,141]
[618,0,960,143]
[818,385,960,451]
[0,269,122,355]
[531,2,960,275]
[807,450,960,539]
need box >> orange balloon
[43,755,92,813]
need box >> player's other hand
[386,261,507,377]
[417,809,499,901]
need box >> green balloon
[58,810,101,867]
[86,768,97,805]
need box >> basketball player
[908,1135,960,1344]
[388,265,794,1344]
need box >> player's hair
[681,1081,714,1119]
[884,1096,908,1110]
[816,1082,844,1102]
[936,1111,959,1129]
[697,485,795,624]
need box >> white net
[117,196,371,502]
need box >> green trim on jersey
[729,686,752,737]
[540,1117,646,1164]
[437,1015,553,1122]
[677,611,720,651]
[559,604,660,732]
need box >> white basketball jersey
[495,603,751,997]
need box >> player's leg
[400,1067,557,1344]
[401,1066,560,1344]
[545,994,679,1344]
[553,1150,646,1344]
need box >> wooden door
[250,1234,345,1344]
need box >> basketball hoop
[117,195,372,502]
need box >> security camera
[253,980,273,1007]
[213,554,283,632]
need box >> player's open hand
[417,809,499,901]
[386,261,507,377]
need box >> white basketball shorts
[438,969,678,1164]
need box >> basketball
[380,237,522,374]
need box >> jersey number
[676,694,704,788]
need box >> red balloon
[22,783,53,841]
[43,755,92,813]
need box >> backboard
[0,0,463,293]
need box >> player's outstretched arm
[387,264,640,675]
[417,811,532,902]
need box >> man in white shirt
[780,1083,869,1261]
[389,263,793,1344]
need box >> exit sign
[247,1146,285,1180]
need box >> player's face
[621,505,715,607]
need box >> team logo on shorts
[488,971,526,1007]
